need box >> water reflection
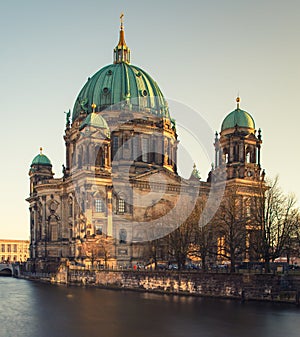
[0,277,299,337]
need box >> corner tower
[214,97,263,181]
[29,148,54,196]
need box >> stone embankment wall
[52,267,300,304]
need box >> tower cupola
[213,98,263,181]
[29,148,54,195]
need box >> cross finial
[236,96,240,109]
[120,12,124,30]
[40,147,43,155]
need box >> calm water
[0,277,299,337]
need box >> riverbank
[20,264,300,305]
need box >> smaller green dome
[31,153,52,166]
[80,112,110,132]
[221,108,255,132]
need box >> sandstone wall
[65,269,300,304]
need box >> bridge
[0,263,13,276]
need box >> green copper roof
[72,62,170,122]
[80,112,109,131]
[221,108,255,131]
[31,153,52,166]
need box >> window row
[1,244,18,253]
[68,198,127,216]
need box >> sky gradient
[0,0,299,239]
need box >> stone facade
[26,20,265,273]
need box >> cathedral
[26,17,264,272]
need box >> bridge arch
[0,268,12,276]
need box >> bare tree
[212,187,248,273]
[283,214,300,265]
[253,177,299,272]
[167,222,194,270]
[292,215,300,263]
[166,198,199,270]
[97,236,115,268]
[81,236,115,268]
[189,198,214,271]
[143,237,168,270]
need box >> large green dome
[72,21,169,122]
[72,62,169,122]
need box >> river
[0,277,299,337]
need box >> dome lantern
[113,13,131,64]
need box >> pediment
[131,168,189,186]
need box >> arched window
[81,192,85,213]
[246,151,251,163]
[112,136,119,159]
[85,146,89,165]
[68,198,73,217]
[234,144,239,161]
[246,205,251,217]
[169,140,173,165]
[96,147,104,167]
[215,149,219,167]
[118,198,125,214]
[132,136,138,161]
[95,225,103,235]
[95,199,104,213]
[142,138,149,162]
[77,147,83,168]
[151,137,156,163]
[119,229,127,244]
[49,216,58,241]
[222,148,229,164]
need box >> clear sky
[0,0,299,239]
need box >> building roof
[221,98,255,132]
[72,63,169,122]
[72,17,169,122]
[80,111,110,132]
[31,148,52,166]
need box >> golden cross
[120,12,124,26]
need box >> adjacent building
[0,239,29,263]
